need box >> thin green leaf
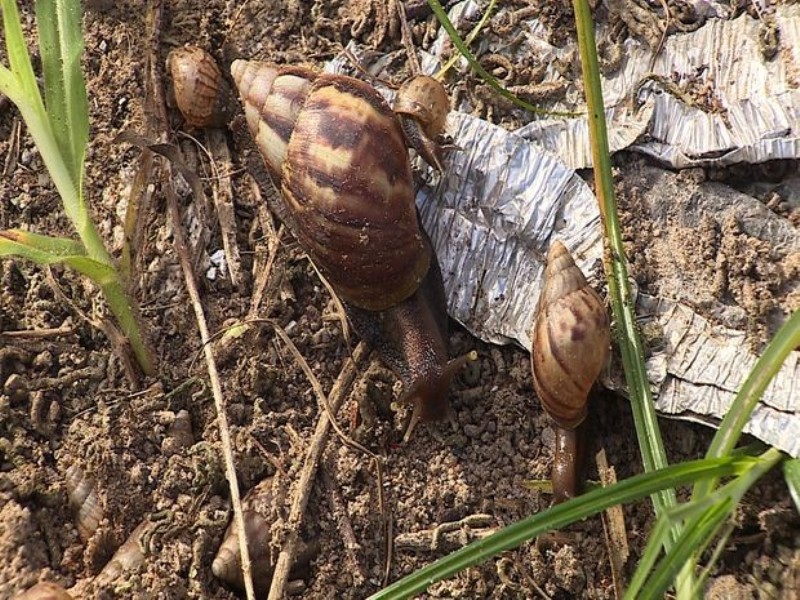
[784,458,800,514]
[1,0,48,114]
[369,455,755,600]
[36,0,89,185]
[639,500,733,599]
[435,0,496,80]
[0,231,115,281]
[571,0,677,540]
[0,229,86,256]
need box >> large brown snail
[530,241,611,502]
[231,60,473,436]
[166,46,234,129]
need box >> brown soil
[1,1,798,599]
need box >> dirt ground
[1,1,798,598]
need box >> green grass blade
[1,0,47,113]
[0,229,86,256]
[783,458,800,514]
[35,0,89,185]
[369,455,755,600]
[571,0,677,531]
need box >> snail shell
[394,75,449,171]
[530,241,610,501]
[167,46,233,129]
[212,476,318,594]
[13,582,74,600]
[530,241,610,429]
[212,476,276,594]
[94,520,149,588]
[65,464,102,543]
[230,60,430,312]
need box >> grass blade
[571,0,677,531]
[35,0,89,186]
[369,454,755,600]
[0,0,47,112]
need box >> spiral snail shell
[231,60,474,434]
[393,75,450,172]
[530,241,610,501]
[65,464,102,542]
[166,46,233,129]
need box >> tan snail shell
[393,75,449,171]
[231,60,429,312]
[65,464,102,542]
[231,60,475,433]
[94,520,149,588]
[166,46,233,129]
[212,476,318,595]
[530,241,610,500]
[13,582,74,600]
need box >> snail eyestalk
[400,350,479,442]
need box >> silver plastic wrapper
[513,3,800,169]
[327,0,800,456]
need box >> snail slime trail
[232,60,475,438]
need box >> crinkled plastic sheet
[510,3,800,169]
[327,2,800,455]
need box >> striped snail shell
[530,241,610,500]
[393,75,449,171]
[65,464,102,542]
[166,45,233,129]
[231,60,475,436]
[230,60,429,312]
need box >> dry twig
[267,341,370,600]
[597,449,629,599]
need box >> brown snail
[231,60,474,437]
[212,476,316,595]
[166,45,233,129]
[530,241,611,502]
[65,464,102,542]
[393,75,450,172]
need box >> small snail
[166,46,233,129]
[393,75,450,172]
[231,60,474,437]
[213,476,316,594]
[65,464,102,542]
[530,241,611,502]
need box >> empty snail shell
[231,60,474,435]
[94,520,149,588]
[393,75,450,171]
[530,241,610,501]
[166,46,233,129]
[212,476,316,595]
[14,582,74,600]
[65,464,102,542]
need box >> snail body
[232,60,473,434]
[167,46,233,129]
[530,241,610,501]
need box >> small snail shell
[166,46,233,129]
[393,75,449,171]
[530,241,610,501]
[231,60,473,435]
[65,465,102,542]
[161,409,194,456]
[94,521,149,588]
[13,582,74,600]
[212,477,278,594]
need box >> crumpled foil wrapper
[512,3,800,169]
[326,0,800,456]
